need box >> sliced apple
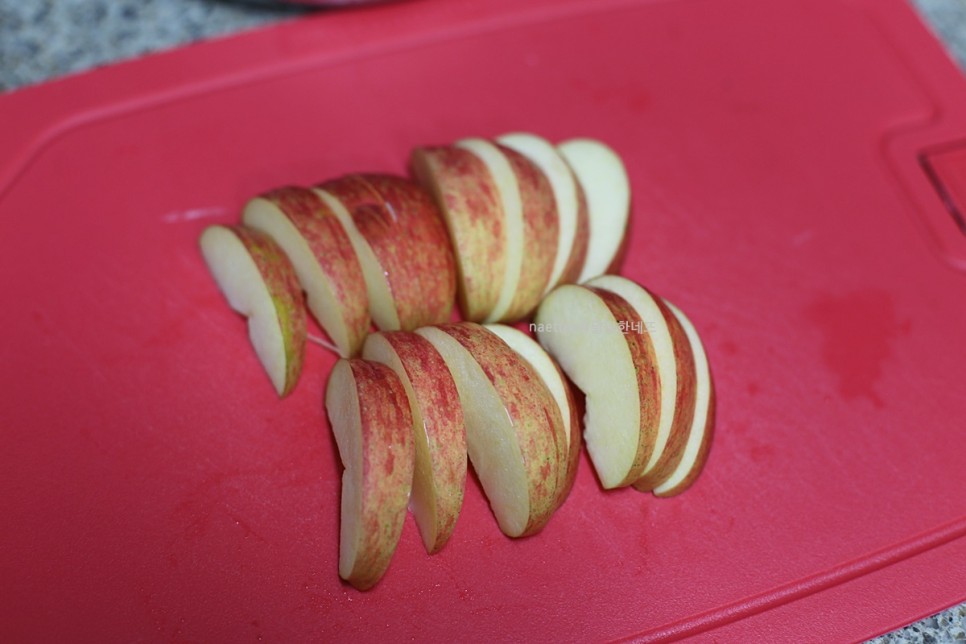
[314,176,399,332]
[410,145,506,322]
[557,139,631,282]
[493,143,559,321]
[318,175,456,332]
[451,138,523,324]
[484,324,581,510]
[415,323,561,538]
[533,284,659,488]
[362,331,467,554]
[199,224,306,397]
[324,359,415,591]
[450,138,560,323]
[498,133,590,292]
[587,276,696,491]
[358,175,456,328]
[241,186,369,357]
[653,302,715,497]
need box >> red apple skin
[256,186,370,354]
[653,380,715,497]
[496,144,559,321]
[317,174,380,213]
[332,359,415,591]
[632,295,698,491]
[226,224,306,397]
[320,175,457,330]
[559,173,591,287]
[437,322,562,536]
[555,370,583,510]
[410,146,506,322]
[356,175,457,329]
[585,287,661,487]
[376,331,467,553]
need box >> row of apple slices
[326,321,581,590]
[198,174,458,397]
[535,276,715,496]
[244,175,459,355]
[327,276,714,590]
[199,135,631,397]
[412,134,631,323]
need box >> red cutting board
[2,0,965,641]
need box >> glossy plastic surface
[2,0,965,640]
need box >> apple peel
[362,331,467,554]
[200,224,306,397]
[325,359,415,591]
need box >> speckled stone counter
[0,1,309,92]
[1,0,964,641]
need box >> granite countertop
[1,0,964,641]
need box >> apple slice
[362,331,467,554]
[358,175,456,328]
[410,145,506,322]
[318,175,456,332]
[533,284,657,488]
[653,302,715,497]
[484,324,581,510]
[493,143,559,321]
[587,276,697,492]
[498,133,590,292]
[557,139,631,282]
[415,323,561,538]
[313,177,397,331]
[324,359,415,591]
[199,224,305,397]
[451,138,524,324]
[241,186,369,357]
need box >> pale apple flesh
[241,186,369,357]
[557,139,631,283]
[200,224,306,397]
[495,144,559,321]
[484,324,580,510]
[410,146,506,322]
[362,331,467,554]
[534,284,658,489]
[586,276,697,491]
[654,302,715,497]
[415,323,561,538]
[497,133,589,293]
[325,359,415,591]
